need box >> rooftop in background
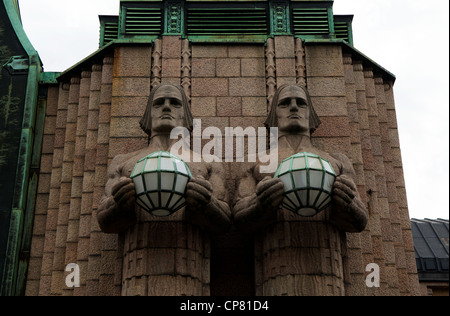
[411,218,449,282]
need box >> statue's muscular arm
[97,154,138,233]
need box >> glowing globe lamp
[130,151,192,217]
[274,152,336,217]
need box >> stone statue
[233,84,368,295]
[97,84,232,295]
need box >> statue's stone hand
[97,177,137,233]
[332,174,357,208]
[331,174,368,233]
[185,176,232,234]
[185,176,213,208]
[233,177,284,232]
[256,177,285,210]
[112,177,136,211]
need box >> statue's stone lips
[160,114,175,119]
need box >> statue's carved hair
[139,84,194,137]
[264,84,321,134]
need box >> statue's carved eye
[278,98,307,108]
[171,99,183,108]
[279,99,290,107]
[296,98,307,108]
[153,98,183,108]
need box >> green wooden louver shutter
[124,7,162,36]
[292,8,329,36]
[334,15,353,45]
[99,16,119,47]
[187,7,268,35]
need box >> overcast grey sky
[17,0,449,220]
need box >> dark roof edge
[418,272,450,282]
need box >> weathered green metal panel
[0,0,29,292]
[1,0,42,296]
[269,0,291,35]
[39,72,59,85]
[16,156,41,295]
[327,6,334,36]
[1,209,23,296]
[164,0,184,35]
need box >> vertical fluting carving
[151,39,162,89]
[181,39,192,103]
[295,37,306,86]
[265,38,276,108]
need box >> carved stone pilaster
[295,37,306,86]
[181,39,192,102]
[266,38,276,107]
[151,39,162,89]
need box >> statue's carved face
[150,85,185,134]
[276,85,310,135]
